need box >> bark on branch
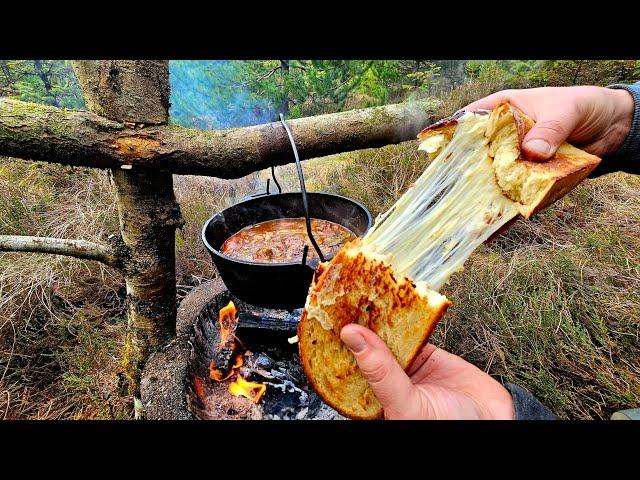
[0,97,438,179]
[0,235,119,267]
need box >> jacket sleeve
[590,81,640,177]
[504,383,559,420]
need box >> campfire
[185,287,344,420]
[208,301,267,404]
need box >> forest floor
[1,138,639,419]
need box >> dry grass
[272,141,427,218]
[0,159,128,418]
[173,173,260,288]
[433,71,510,119]
[434,173,640,419]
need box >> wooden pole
[72,60,183,395]
[0,235,118,267]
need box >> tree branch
[0,97,438,179]
[0,235,119,268]
[257,65,281,81]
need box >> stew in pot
[220,217,356,263]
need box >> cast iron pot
[202,192,373,311]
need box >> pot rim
[201,191,373,267]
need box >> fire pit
[140,277,344,420]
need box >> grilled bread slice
[299,102,600,420]
[298,239,451,419]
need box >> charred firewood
[191,293,239,380]
[208,301,240,381]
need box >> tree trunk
[0,97,438,178]
[72,60,170,125]
[72,60,182,396]
[571,60,583,86]
[0,61,13,92]
[110,168,183,393]
[279,60,290,117]
[33,60,59,107]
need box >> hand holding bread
[340,325,516,420]
[465,86,634,161]
[299,87,634,420]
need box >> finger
[463,90,513,113]
[340,324,417,418]
[522,110,581,161]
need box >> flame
[229,375,267,404]
[232,354,243,369]
[210,354,243,382]
[207,301,267,404]
[193,375,206,400]
[209,364,235,382]
[217,300,238,352]
[208,301,241,382]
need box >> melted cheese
[362,112,520,291]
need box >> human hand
[340,324,515,420]
[464,86,634,161]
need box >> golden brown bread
[299,102,601,420]
[298,239,451,419]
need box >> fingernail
[524,139,551,158]
[341,329,367,354]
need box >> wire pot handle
[279,113,325,263]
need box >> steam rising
[169,61,275,129]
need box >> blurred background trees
[3,59,639,128]
[0,60,84,108]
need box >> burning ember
[208,301,267,404]
[209,356,239,381]
[193,375,207,401]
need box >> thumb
[522,112,579,161]
[340,324,418,419]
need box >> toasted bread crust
[298,241,451,419]
[486,103,601,218]
[417,118,458,141]
[298,308,383,420]
[418,103,601,218]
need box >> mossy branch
[0,97,438,178]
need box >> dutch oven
[202,115,373,310]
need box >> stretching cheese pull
[298,103,601,420]
[363,112,520,291]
